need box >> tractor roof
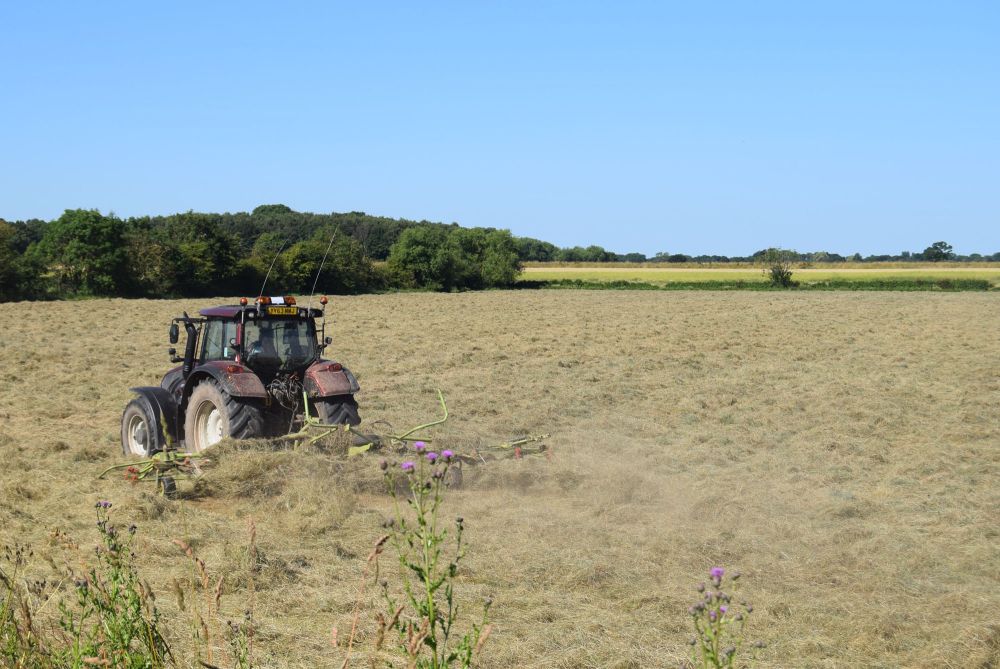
[199,306,245,318]
[197,305,325,319]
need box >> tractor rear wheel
[184,380,263,452]
[121,397,162,457]
[313,395,361,426]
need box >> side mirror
[168,323,179,344]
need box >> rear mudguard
[303,361,360,398]
[128,386,180,449]
[181,361,268,402]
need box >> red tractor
[120,295,360,456]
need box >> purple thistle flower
[709,610,717,622]
[719,605,728,615]
[442,449,454,461]
[426,452,438,463]
[710,567,724,580]
[414,441,426,452]
[401,461,415,472]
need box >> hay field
[1,291,998,667]
[520,264,1000,286]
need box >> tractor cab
[195,296,326,383]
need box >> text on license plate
[267,306,298,316]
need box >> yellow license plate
[267,306,298,316]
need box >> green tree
[387,225,452,290]
[386,225,473,291]
[387,226,520,291]
[514,236,559,261]
[582,245,614,262]
[8,219,47,253]
[436,228,480,290]
[0,221,21,300]
[481,230,522,287]
[124,229,185,296]
[556,245,613,262]
[756,247,798,287]
[283,233,377,295]
[38,209,131,295]
[165,213,241,295]
[248,231,289,288]
[922,241,955,262]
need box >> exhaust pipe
[181,312,198,379]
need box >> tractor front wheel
[121,397,162,457]
[184,380,263,452]
[312,395,361,426]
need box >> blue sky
[1,2,997,255]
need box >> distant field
[521,263,1000,286]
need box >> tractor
[120,295,361,457]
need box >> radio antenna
[257,239,288,301]
[307,229,338,311]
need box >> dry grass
[0,291,998,667]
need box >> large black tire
[313,395,361,426]
[121,397,163,457]
[184,380,263,452]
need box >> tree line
[1,204,997,301]
[0,205,521,301]
[514,238,999,263]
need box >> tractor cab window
[202,320,238,362]
[244,318,317,371]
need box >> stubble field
[0,291,998,667]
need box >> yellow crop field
[520,263,1000,286]
[1,291,998,667]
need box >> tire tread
[314,395,361,426]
